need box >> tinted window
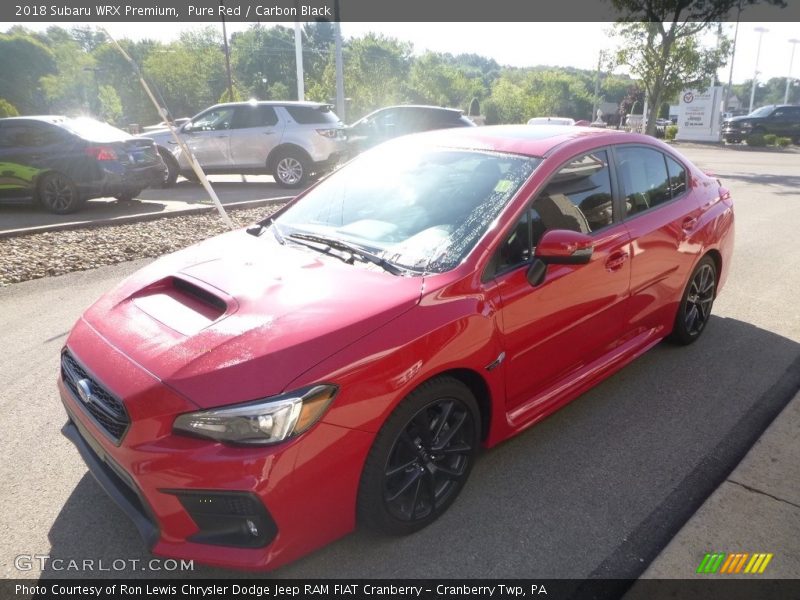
[666,156,687,197]
[489,150,613,275]
[284,105,339,124]
[616,146,671,217]
[533,150,613,235]
[0,123,67,148]
[231,105,278,129]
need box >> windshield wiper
[286,232,405,275]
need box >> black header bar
[2,0,798,23]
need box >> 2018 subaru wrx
[59,125,734,571]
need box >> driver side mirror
[526,229,594,286]
[181,122,193,133]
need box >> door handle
[214,135,227,138]
[605,250,628,272]
[263,131,276,135]
[682,216,698,231]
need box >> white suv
[143,101,346,188]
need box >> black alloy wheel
[358,377,480,535]
[37,172,82,214]
[670,255,717,345]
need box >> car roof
[410,124,639,158]
[0,115,69,124]
[211,101,333,109]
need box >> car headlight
[173,384,338,445]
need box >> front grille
[61,351,130,444]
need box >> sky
[11,21,800,87]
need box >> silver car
[143,101,346,188]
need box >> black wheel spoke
[386,458,417,477]
[440,441,471,455]
[423,469,438,511]
[413,410,434,448]
[432,411,467,452]
[386,469,423,502]
[433,463,463,480]
[432,400,453,442]
[409,479,423,519]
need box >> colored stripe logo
[697,552,773,574]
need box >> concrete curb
[0,196,294,240]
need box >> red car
[59,125,734,571]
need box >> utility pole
[749,26,768,114]
[785,39,800,104]
[294,22,304,101]
[592,51,603,122]
[220,0,234,102]
[334,0,345,121]
[723,1,741,115]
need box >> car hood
[81,229,424,408]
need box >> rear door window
[231,105,278,129]
[616,146,672,217]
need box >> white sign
[676,86,723,142]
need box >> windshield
[62,117,133,142]
[275,143,540,274]
[748,106,773,118]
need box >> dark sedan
[0,116,166,213]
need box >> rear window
[62,117,133,142]
[284,105,340,125]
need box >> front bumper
[59,319,374,571]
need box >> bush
[777,137,792,148]
[763,133,777,145]
[665,125,678,141]
[0,98,18,117]
[745,133,767,147]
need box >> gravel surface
[0,205,284,287]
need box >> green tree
[0,98,19,117]
[230,25,298,100]
[97,85,122,123]
[38,26,98,115]
[608,0,788,135]
[0,32,56,113]
[407,52,485,110]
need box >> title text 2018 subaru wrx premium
[59,126,734,571]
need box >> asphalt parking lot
[0,144,798,582]
[0,174,301,234]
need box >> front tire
[669,255,717,345]
[37,172,83,214]
[272,151,309,188]
[357,377,480,536]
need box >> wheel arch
[704,248,723,297]
[266,143,313,171]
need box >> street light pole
[220,0,234,102]
[334,0,345,122]
[749,26,768,113]
[785,38,800,104]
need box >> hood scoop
[130,276,234,336]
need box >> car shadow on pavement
[41,316,800,580]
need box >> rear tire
[668,255,717,345]
[114,190,142,203]
[357,376,480,536]
[158,148,179,188]
[37,172,83,214]
[272,150,309,188]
